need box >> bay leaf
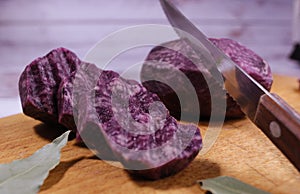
[198,176,269,194]
[0,130,70,194]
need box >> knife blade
[160,0,300,171]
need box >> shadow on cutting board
[40,156,86,191]
[33,123,76,141]
[129,158,220,190]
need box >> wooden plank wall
[0,0,298,117]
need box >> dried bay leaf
[0,130,70,194]
[198,176,269,194]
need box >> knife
[160,0,300,171]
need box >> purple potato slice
[141,38,273,119]
[19,47,81,125]
[75,63,202,180]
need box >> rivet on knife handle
[254,93,300,171]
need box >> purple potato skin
[75,64,202,180]
[18,47,81,125]
[209,38,272,90]
[141,38,273,119]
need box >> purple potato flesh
[75,63,202,180]
[57,73,76,132]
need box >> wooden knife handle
[254,93,300,171]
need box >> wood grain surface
[0,75,299,194]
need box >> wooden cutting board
[0,75,299,194]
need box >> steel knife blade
[160,0,300,171]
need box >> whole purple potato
[141,38,273,120]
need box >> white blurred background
[0,0,299,118]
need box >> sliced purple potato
[141,38,273,120]
[19,47,81,125]
[19,48,203,180]
[75,64,202,180]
